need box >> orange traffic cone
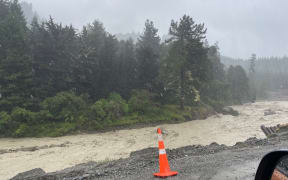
[154,128,178,178]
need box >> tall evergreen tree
[200,42,229,103]
[162,15,208,109]
[29,17,79,101]
[207,43,225,81]
[117,39,137,98]
[136,20,160,91]
[98,34,118,97]
[249,53,256,74]
[79,20,118,99]
[227,65,250,103]
[0,0,33,111]
[248,53,256,102]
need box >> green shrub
[34,110,54,123]
[0,111,13,135]
[128,89,157,114]
[41,92,88,122]
[53,122,77,136]
[11,107,36,124]
[14,124,29,137]
[0,111,11,126]
[108,92,129,114]
[90,99,108,121]
[89,93,129,127]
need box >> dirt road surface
[2,100,288,179]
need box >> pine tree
[79,20,119,99]
[117,39,137,98]
[29,17,79,101]
[136,20,160,91]
[162,15,208,109]
[208,43,225,81]
[227,65,249,104]
[249,53,256,74]
[0,0,33,111]
[248,53,256,102]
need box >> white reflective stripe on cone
[159,149,166,155]
[157,134,163,141]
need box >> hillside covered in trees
[221,55,288,98]
[0,0,252,137]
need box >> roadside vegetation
[0,0,251,137]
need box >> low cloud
[23,0,288,59]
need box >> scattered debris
[261,125,278,137]
[261,123,288,137]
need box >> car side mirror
[255,150,288,180]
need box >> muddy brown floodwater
[1,101,288,179]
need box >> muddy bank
[11,136,283,180]
[2,101,288,179]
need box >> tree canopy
[0,1,251,137]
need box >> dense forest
[0,0,251,137]
[222,55,288,98]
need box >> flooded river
[1,101,288,179]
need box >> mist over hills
[19,0,288,95]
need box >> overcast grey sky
[23,0,288,59]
